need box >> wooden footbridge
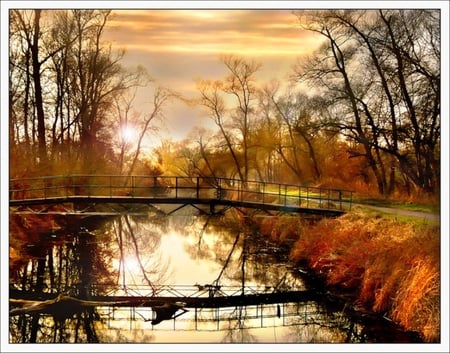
[9,175,352,217]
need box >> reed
[285,211,440,342]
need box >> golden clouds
[100,8,325,142]
[106,9,321,57]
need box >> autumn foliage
[286,212,440,342]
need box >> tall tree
[126,86,171,177]
[29,10,47,164]
[196,78,245,181]
[70,10,127,169]
[11,10,51,167]
[48,10,77,156]
[294,9,440,195]
[195,55,261,181]
[10,10,147,173]
[222,55,261,180]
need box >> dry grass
[286,211,440,342]
[258,216,302,243]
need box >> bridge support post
[195,307,198,330]
[196,177,200,199]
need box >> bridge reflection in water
[10,284,358,338]
[100,285,351,336]
[9,174,352,217]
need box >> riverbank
[255,210,440,342]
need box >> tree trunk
[31,10,47,165]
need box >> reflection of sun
[123,255,144,275]
[121,125,137,143]
[112,255,142,275]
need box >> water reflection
[9,209,418,343]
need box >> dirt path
[353,204,440,221]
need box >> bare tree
[126,86,172,177]
[272,92,322,181]
[112,89,138,174]
[293,9,440,195]
[196,78,245,180]
[195,55,261,181]
[9,10,148,174]
[222,55,262,180]
[11,10,50,166]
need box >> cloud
[106,9,321,57]
[102,9,324,142]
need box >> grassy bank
[257,211,440,342]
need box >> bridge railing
[9,174,353,211]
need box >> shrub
[289,211,440,342]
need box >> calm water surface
[9,206,419,344]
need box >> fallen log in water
[9,295,131,317]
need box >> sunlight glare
[121,125,137,144]
[124,255,142,274]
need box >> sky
[101,8,324,143]
[2,2,449,145]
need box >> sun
[121,125,138,144]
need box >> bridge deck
[9,175,352,216]
[10,195,346,216]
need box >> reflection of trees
[112,214,171,293]
[183,214,245,284]
[211,228,241,286]
[10,297,102,343]
[183,213,373,343]
[9,218,116,342]
[282,306,360,343]
[221,306,258,343]
[281,295,422,343]
[10,211,415,343]
[186,213,301,291]
[185,213,299,340]
[9,211,171,343]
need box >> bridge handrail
[9,174,353,211]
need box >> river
[8,205,422,344]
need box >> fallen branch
[9,295,129,317]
